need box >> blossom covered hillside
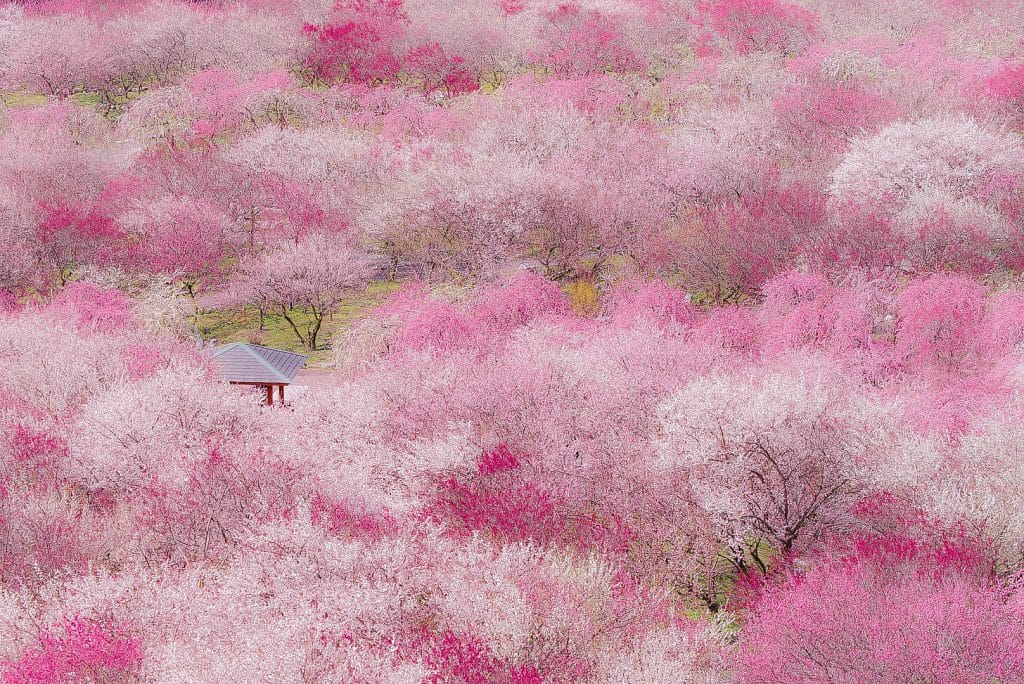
[2,0,1024,681]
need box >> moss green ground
[195,281,401,366]
[3,92,49,107]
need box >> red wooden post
[278,384,285,405]
[265,384,273,406]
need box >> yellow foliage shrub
[566,279,601,316]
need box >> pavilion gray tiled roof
[211,343,307,385]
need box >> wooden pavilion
[210,343,307,406]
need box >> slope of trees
[3,0,1024,680]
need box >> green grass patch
[3,92,49,108]
[196,280,401,366]
[71,91,102,108]
[72,89,148,119]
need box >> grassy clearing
[195,281,401,366]
[1,89,145,118]
[3,92,49,108]
[71,92,103,108]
